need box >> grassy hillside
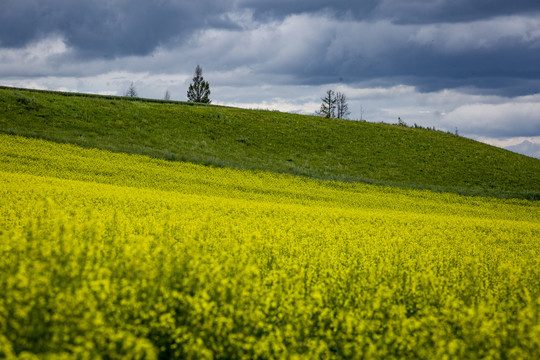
[2,135,539,358]
[1,86,539,199]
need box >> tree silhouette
[125,82,138,97]
[336,92,350,119]
[187,65,211,104]
[317,90,336,119]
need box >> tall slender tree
[336,91,350,119]
[164,89,171,100]
[317,90,336,119]
[187,65,211,104]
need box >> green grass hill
[1,86,539,199]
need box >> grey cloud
[0,0,236,58]
[238,0,379,20]
[2,0,540,102]
[186,13,540,96]
[374,0,540,24]
[239,0,540,23]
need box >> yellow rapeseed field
[1,134,539,359]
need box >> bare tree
[164,89,171,100]
[317,90,336,119]
[125,82,138,97]
[187,65,211,103]
[336,91,350,119]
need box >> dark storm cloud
[0,0,235,57]
[239,0,540,23]
[351,44,540,96]
[236,0,540,95]
[373,0,540,24]
[2,0,540,98]
[196,9,540,96]
[238,0,380,20]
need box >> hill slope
[1,86,539,199]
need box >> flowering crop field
[1,134,539,359]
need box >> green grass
[1,86,539,199]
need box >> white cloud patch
[442,102,540,137]
[0,71,191,99]
[214,98,320,114]
[188,14,340,74]
[505,140,540,159]
[0,35,70,76]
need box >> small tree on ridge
[187,65,211,104]
[336,91,350,119]
[318,90,336,119]
[125,82,138,97]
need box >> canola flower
[0,134,539,359]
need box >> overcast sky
[1,0,540,158]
